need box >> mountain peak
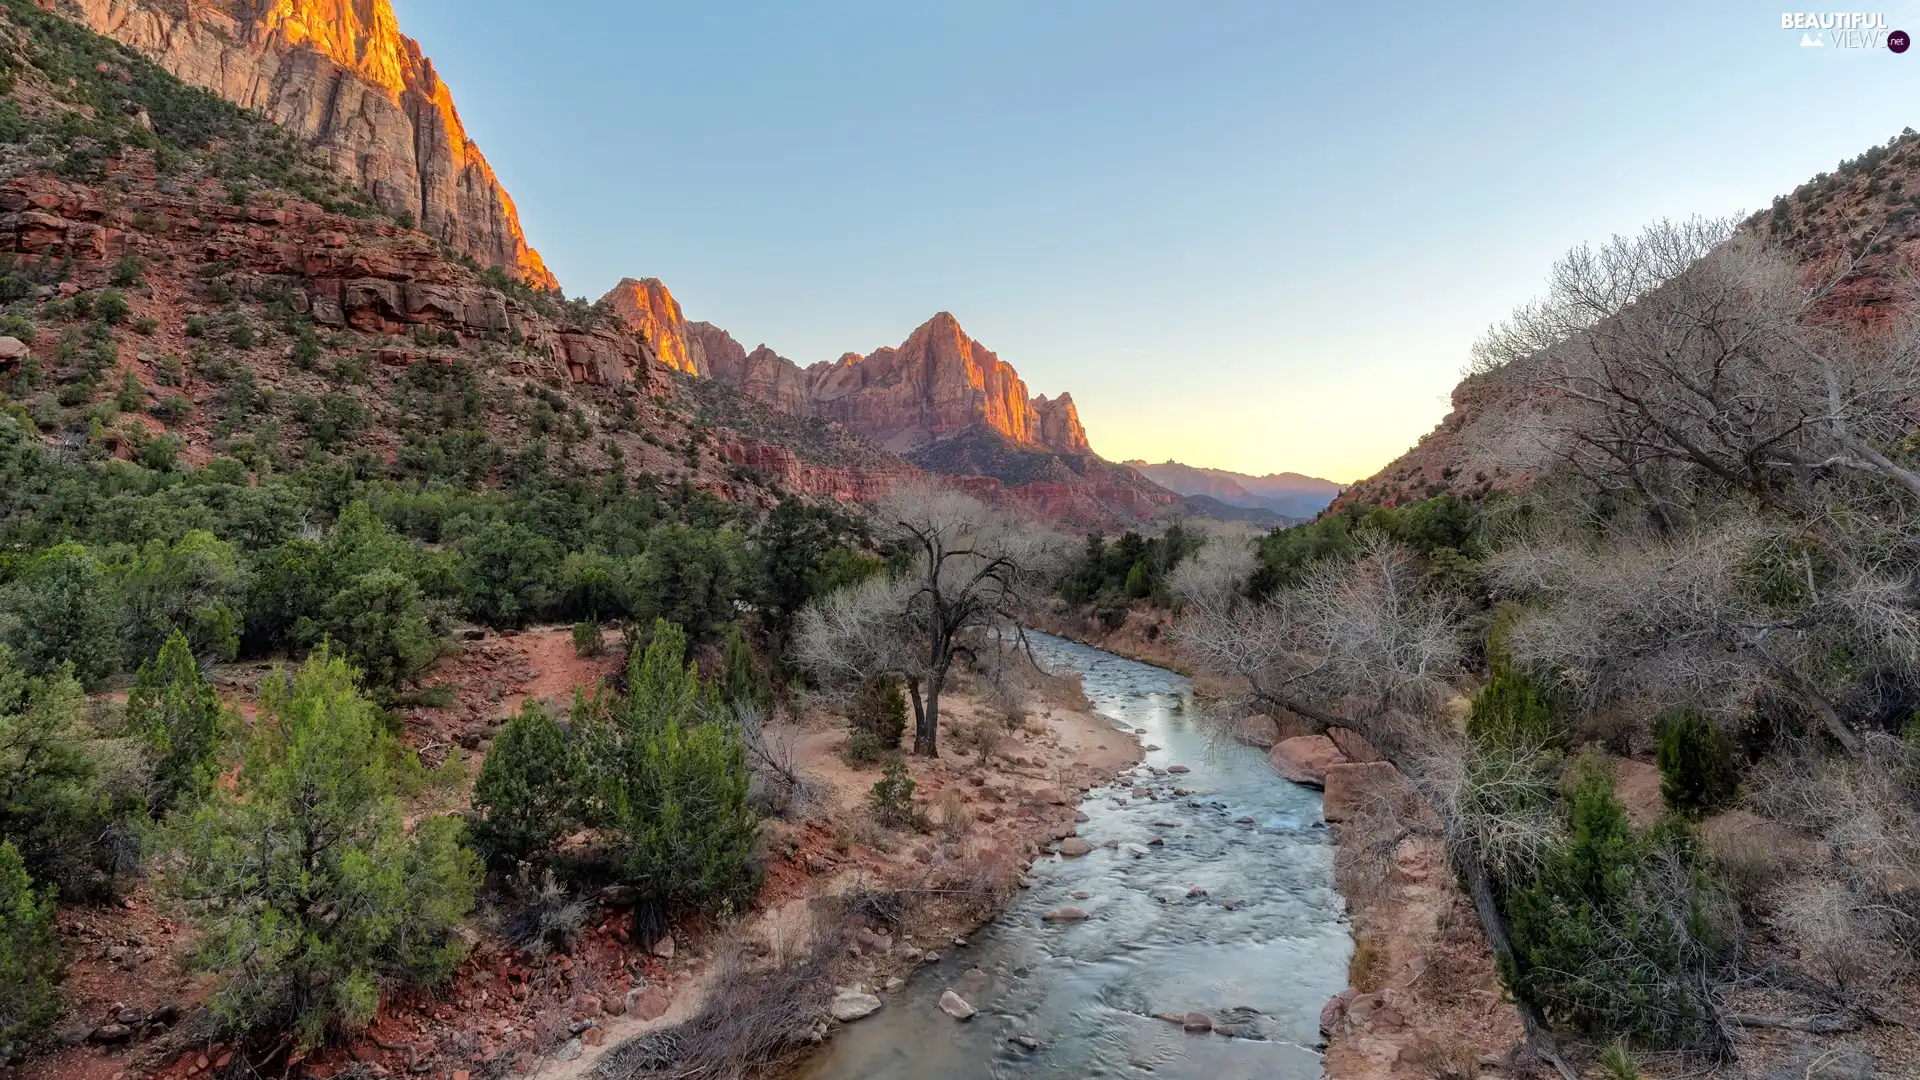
[62,0,557,289]
[601,278,699,374]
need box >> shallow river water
[792,631,1351,1080]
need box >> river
[792,631,1351,1080]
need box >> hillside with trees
[1170,190,1920,1076]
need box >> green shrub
[0,655,92,876]
[150,393,192,424]
[585,620,757,916]
[3,542,120,685]
[0,840,62,1062]
[846,677,906,764]
[113,368,143,411]
[458,519,560,628]
[184,314,205,338]
[119,529,245,665]
[228,320,255,349]
[125,628,227,813]
[557,549,622,622]
[320,568,438,691]
[1468,667,1563,751]
[472,698,579,863]
[719,623,771,713]
[621,523,748,645]
[291,323,320,370]
[1503,756,1723,1048]
[572,620,605,657]
[109,255,144,287]
[867,755,917,828]
[93,289,128,325]
[1656,709,1739,817]
[168,648,481,1048]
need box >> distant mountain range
[1124,460,1343,522]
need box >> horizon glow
[395,0,1920,484]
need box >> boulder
[938,990,977,1020]
[0,336,28,362]
[1325,726,1383,763]
[624,986,671,1022]
[830,991,883,1022]
[1322,761,1405,824]
[1041,906,1089,922]
[1057,837,1092,857]
[1267,735,1349,788]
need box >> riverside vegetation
[11,0,1920,1077]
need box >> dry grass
[1350,927,1390,993]
[1402,1030,1481,1079]
[594,908,851,1080]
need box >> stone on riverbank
[1268,735,1349,788]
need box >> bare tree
[795,484,1064,757]
[1175,535,1582,1078]
[1488,509,1920,755]
[1167,528,1257,613]
[1476,218,1920,523]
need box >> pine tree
[472,698,579,862]
[584,620,757,919]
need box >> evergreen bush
[0,841,61,1062]
[168,648,481,1047]
[472,698,578,863]
[1655,709,1739,817]
[125,628,226,813]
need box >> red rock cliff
[602,277,698,374]
[58,0,558,290]
[597,288,1094,456]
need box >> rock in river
[831,991,883,1022]
[939,990,977,1020]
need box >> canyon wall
[58,0,558,289]
[597,285,1094,457]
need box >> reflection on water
[793,632,1350,1080]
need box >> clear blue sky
[396,0,1920,482]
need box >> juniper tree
[168,647,480,1047]
[125,628,227,814]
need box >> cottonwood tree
[1488,510,1920,755]
[1477,217,1920,524]
[1166,530,1257,613]
[796,484,1062,757]
[1175,535,1586,1077]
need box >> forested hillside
[1172,168,1920,1074]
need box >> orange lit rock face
[603,277,700,374]
[597,294,1095,456]
[61,0,557,290]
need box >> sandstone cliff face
[811,312,1043,452]
[1031,392,1089,455]
[596,289,1095,456]
[58,0,557,290]
[602,277,699,374]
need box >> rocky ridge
[1337,129,1920,515]
[597,281,1185,526]
[56,0,558,289]
[598,280,1092,457]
